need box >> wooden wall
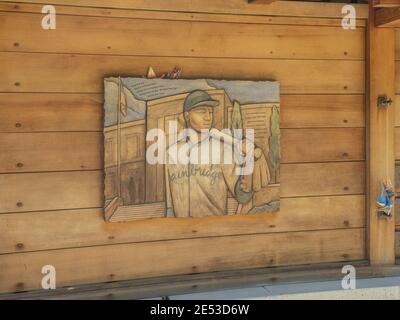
[0,1,368,294]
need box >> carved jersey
[165,133,241,218]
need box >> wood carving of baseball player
[165,90,271,218]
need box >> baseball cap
[183,90,220,112]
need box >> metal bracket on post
[377,209,393,219]
[377,95,393,108]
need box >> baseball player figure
[164,89,270,218]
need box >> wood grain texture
[0,12,365,60]
[281,95,365,128]
[0,1,371,294]
[0,195,365,254]
[280,162,365,197]
[0,171,103,213]
[0,162,364,214]
[0,228,365,293]
[0,93,102,132]
[0,52,365,94]
[0,132,103,172]
[281,128,365,163]
[2,0,368,18]
[0,1,367,27]
[0,93,365,132]
[0,128,364,173]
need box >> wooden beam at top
[373,0,400,8]
[375,7,400,26]
[4,0,369,19]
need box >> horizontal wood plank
[0,93,365,132]
[0,228,365,293]
[281,95,365,128]
[0,195,365,254]
[0,52,365,94]
[0,132,103,172]
[0,93,102,132]
[281,128,365,163]
[0,162,365,214]
[281,161,365,197]
[0,171,103,213]
[0,12,365,60]
[0,128,364,173]
[0,2,367,27]
[2,0,369,18]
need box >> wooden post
[367,2,396,265]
